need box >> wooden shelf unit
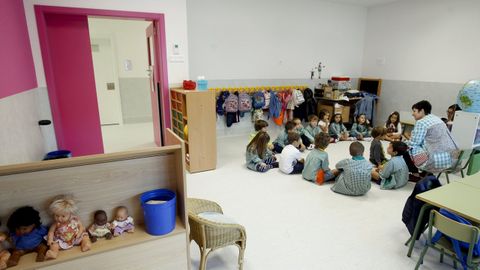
[0,134,190,270]
[169,89,216,173]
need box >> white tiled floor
[187,135,460,270]
[100,122,156,153]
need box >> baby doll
[45,196,91,260]
[0,222,11,270]
[111,206,135,236]
[88,210,112,242]
[6,206,48,267]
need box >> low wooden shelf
[0,134,190,270]
[9,220,185,270]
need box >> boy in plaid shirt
[331,142,373,196]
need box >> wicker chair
[187,198,247,270]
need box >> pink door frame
[35,5,171,153]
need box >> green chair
[437,150,474,184]
[467,150,480,176]
[415,210,480,270]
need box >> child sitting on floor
[246,131,278,172]
[318,110,330,134]
[369,127,387,167]
[384,111,403,141]
[350,114,371,140]
[249,120,273,150]
[293,117,313,149]
[331,142,373,196]
[371,141,409,189]
[329,113,349,141]
[279,132,305,174]
[302,133,338,184]
[304,115,321,149]
[273,121,296,153]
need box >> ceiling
[326,0,401,7]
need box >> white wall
[187,0,367,80]
[0,87,56,165]
[89,18,151,79]
[362,0,480,83]
[23,0,189,86]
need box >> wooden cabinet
[169,88,216,173]
[451,111,480,149]
[0,132,190,270]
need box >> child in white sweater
[279,132,305,174]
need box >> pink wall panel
[0,0,37,99]
[43,13,104,156]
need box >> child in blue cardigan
[350,114,371,140]
[246,131,278,172]
[329,113,349,141]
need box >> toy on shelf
[0,222,10,270]
[6,206,48,267]
[88,210,112,243]
[45,196,91,260]
[111,206,135,237]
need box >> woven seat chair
[187,198,246,270]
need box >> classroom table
[406,182,480,257]
[457,175,480,189]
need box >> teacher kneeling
[407,100,458,173]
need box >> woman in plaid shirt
[406,100,458,173]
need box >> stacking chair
[437,150,474,184]
[415,210,480,270]
[187,198,247,270]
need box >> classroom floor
[101,122,156,153]
[186,135,461,270]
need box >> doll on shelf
[45,196,91,260]
[88,210,112,242]
[6,206,48,267]
[0,222,11,270]
[111,206,134,236]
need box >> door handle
[147,66,153,78]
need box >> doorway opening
[34,6,170,157]
[88,17,155,153]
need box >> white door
[91,38,123,125]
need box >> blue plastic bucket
[197,80,208,91]
[140,189,176,235]
[43,150,72,160]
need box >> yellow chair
[415,210,480,269]
[187,198,247,270]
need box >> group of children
[246,111,409,196]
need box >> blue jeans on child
[290,161,304,174]
[255,157,279,172]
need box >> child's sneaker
[307,144,315,150]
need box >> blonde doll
[0,226,10,270]
[45,196,91,260]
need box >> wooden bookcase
[169,88,216,173]
[0,131,190,270]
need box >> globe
[457,80,480,113]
